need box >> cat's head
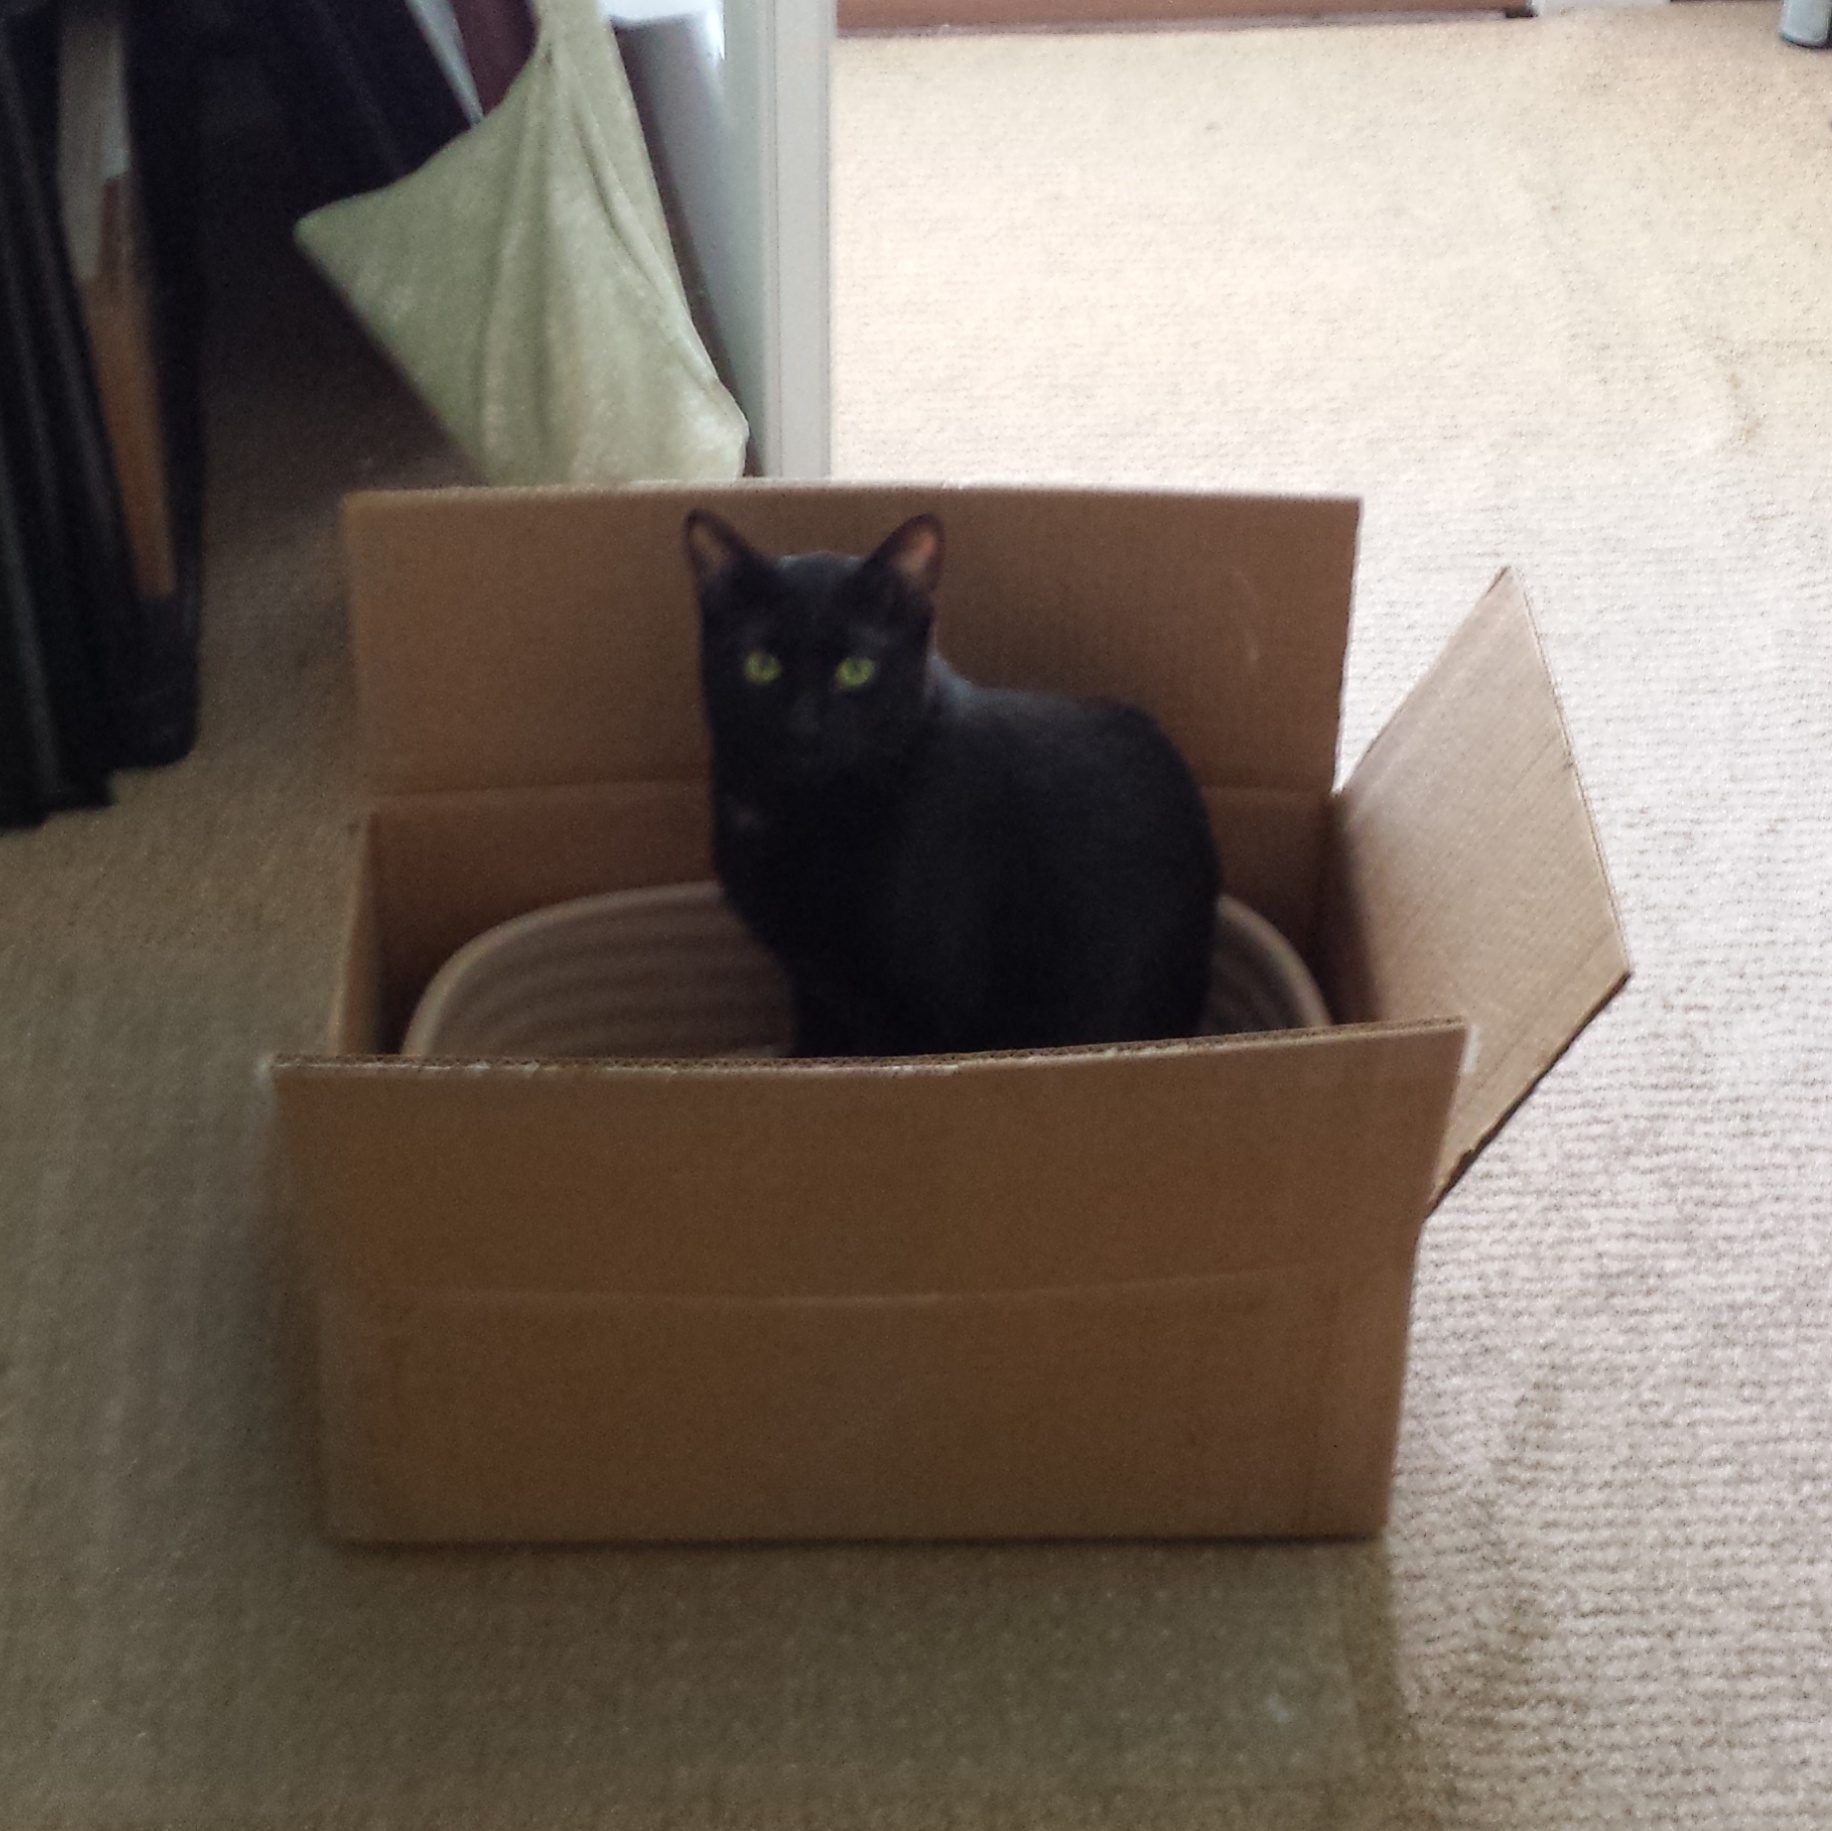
[684,511,944,791]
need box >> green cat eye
[742,649,782,686]
[834,655,877,691]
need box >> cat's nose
[785,697,821,745]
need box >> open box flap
[1324,570,1630,1203]
[342,483,1360,801]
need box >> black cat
[684,510,1221,1057]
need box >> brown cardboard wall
[343,486,1361,802]
[274,1024,1465,1543]
[312,1260,1414,1543]
[276,1026,1465,1302]
[367,783,713,1044]
[359,782,1333,1048]
[1202,786,1330,963]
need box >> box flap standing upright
[271,484,1628,1544]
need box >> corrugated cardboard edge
[257,1072,352,1535]
[1325,568,1631,1206]
[328,832,383,1054]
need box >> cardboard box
[271,484,1628,1544]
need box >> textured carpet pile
[1,6,1828,1824]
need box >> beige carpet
[2,3,1829,1824]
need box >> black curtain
[0,0,205,830]
[223,0,471,211]
[0,0,475,829]
[1,3,123,823]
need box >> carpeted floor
[2,3,1829,1824]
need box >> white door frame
[618,0,833,480]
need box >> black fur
[685,510,1221,1056]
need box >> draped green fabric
[296,0,747,487]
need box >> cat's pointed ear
[684,510,766,591]
[868,515,943,598]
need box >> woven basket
[402,881,1329,1059]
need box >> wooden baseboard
[842,0,1511,28]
